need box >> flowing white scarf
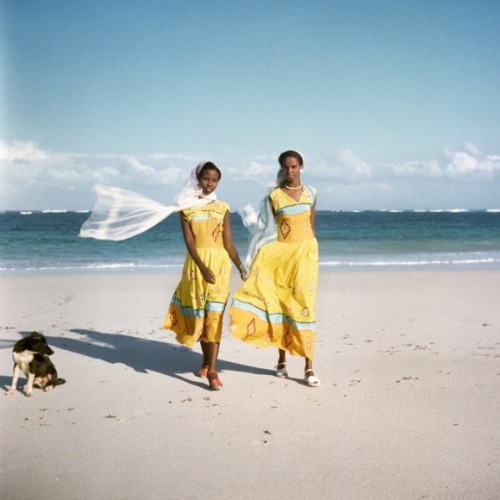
[79,162,216,241]
[237,167,289,273]
[238,195,277,274]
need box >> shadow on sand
[6,329,274,390]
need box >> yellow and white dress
[230,186,318,359]
[163,201,232,347]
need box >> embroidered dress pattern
[230,186,318,359]
[163,201,232,346]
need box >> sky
[1,0,500,211]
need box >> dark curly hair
[197,161,222,180]
[278,150,304,167]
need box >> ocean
[1,209,500,276]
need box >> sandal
[305,369,321,387]
[207,370,223,390]
[275,362,289,379]
[198,363,209,378]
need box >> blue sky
[1,0,499,210]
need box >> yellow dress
[163,201,232,347]
[230,186,318,359]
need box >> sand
[1,270,499,499]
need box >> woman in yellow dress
[163,161,243,390]
[230,150,320,387]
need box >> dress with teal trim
[163,201,232,346]
[230,186,318,359]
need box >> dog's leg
[23,372,35,397]
[5,364,21,395]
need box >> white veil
[79,162,216,241]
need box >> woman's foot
[305,369,320,387]
[207,370,223,390]
[198,362,209,378]
[275,362,289,378]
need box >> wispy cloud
[1,139,499,210]
[392,159,443,178]
[312,149,372,183]
[445,146,500,177]
[390,144,500,179]
[0,140,199,190]
[226,156,277,182]
[0,140,49,162]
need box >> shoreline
[2,257,500,278]
[1,270,499,498]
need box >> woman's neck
[283,182,303,190]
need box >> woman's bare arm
[180,213,216,284]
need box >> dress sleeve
[181,209,190,221]
[304,185,317,203]
[269,188,280,212]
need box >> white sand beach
[1,270,499,499]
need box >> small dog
[5,331,65,397]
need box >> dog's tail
[55,378,66,386]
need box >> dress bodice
[269,187,316,243]
[182,201,229,248]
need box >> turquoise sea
[1,209,500,276]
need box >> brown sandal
[198,363,209,378]
[207,370,223,390]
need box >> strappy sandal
[198,363,209,378]
[305,369,321,387]
[275,362,289,378]
[207,370,223,390]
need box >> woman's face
[281,156,302,184]
[199,168,220,196]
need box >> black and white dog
[5,332,65,397]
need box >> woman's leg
[205,342,220,372]
[276,348,288,378]
[198,341,210,377]
[205,342,223,390]
[278,349,287,365]
[305,358,313,372]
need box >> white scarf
[79,162,216,241]
[237,168,287,273]
[238,195,278,274]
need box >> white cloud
[1,139,499,210]
[46,167,81,182]
[392,159,443,178]
[390,144,500,180]
[0,140,216,209]
[90,166,121,180]
[226,156,277,183]
[313,149,372,183]
[481,154,500,174]
[445,149,478,176]
[0,140,202,191]
[336,149,372,178]
[445,146,500,177]
[122,156,186,185]
[0,139,49,162]
[465,142,481,155]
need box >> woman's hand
[238,266,247,281]
[200,265,216,284]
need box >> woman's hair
[278,150,304,167]
[197,161,222,181]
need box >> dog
[5,331,65,397]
